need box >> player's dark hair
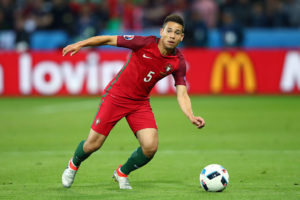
[163,14,184,31]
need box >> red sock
[117,165,128,177]
[69,159,79,171]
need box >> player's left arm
[176,85,205,129]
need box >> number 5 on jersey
[144,71,155,82]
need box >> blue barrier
[28,28,300,49]
[244,29,300,48]
[30,30,69,50]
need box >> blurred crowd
[1,0,300,48]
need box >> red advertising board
[0,49,299,96]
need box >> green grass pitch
[0,96,300,200]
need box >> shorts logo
[123,35,135,40]
[96,118,101,125]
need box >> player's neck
[157,41,175,56]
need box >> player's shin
[120,147,153,175]
[72,140,91,167]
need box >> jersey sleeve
[117,35,155,51]
[172,54,187,86]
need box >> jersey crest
[160,64,173,77]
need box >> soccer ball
[199,164,229,192]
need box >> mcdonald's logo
[210,52,256,93]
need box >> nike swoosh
[143,54,152,59]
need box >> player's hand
[189,116,205,129]
[62,43,82,57]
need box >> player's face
[160,22,184,50]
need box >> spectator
[220,9,244,47]
[94,0,109,31]
[184,8,208,47]
[170,0,188,17]
[105,0,122,31]
[74,3,99,41]
[122,0,143,31]
[14,1,37,51]
[264,0,289,27]
[250,1,267,27]
[283,0,300,27]
[234,0,251,26]
[14,15,31,51]
[31,0,53,30]
[142,0,170,28]
[51,0,75,34]
[1,0,300,50]
[0,9,5,29]
[193,0,218,28]
[0,0,14,30]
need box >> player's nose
[168,32,175,39]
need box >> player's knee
[83,141,101,153]
[84,129,107,153]
[142,143,158,158]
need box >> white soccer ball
[199,164,229,192]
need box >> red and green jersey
[103,35,187,100]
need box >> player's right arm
[62,36,117,56]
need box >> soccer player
[61,14,205,189]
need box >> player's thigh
[126,103,158,135]
[136,128,158,148]
[91,95,127,136]
[83,129,107,153]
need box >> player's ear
[160,28,163,37]
[181,33,184,42]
